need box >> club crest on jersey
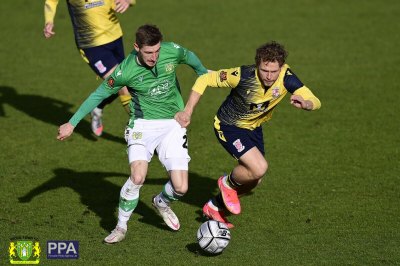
[107,77,115,88]
[219,71,227,82]
[272,87,280,99]
[165,63,174,73]
[233,139,245,153]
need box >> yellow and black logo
[9,237,41,264]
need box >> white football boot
[103,226,126,244]
[90,107,103,136]
[152,196,180,231]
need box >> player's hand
[57,123,75,141]
[43,23,55,38]
[290,95,312,110]
[115,0,130,13]
[175,111,191,128]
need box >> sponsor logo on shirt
[149,80,170,97]
[84,0,104,9]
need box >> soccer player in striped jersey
[175,41,321,228]
[57,24,209,243]
[43,0,134,136]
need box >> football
[197,220,231,254]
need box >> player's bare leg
[152,170,188,231]
[219,147,267,214]
[104,160,147,244]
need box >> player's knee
[168,168,189,195]
[251,160,268,179]
[172,183,188,195]
[129,173,145,185]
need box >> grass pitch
[1,0,399,265]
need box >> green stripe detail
[162,187,182,202]
[119,197,139,212]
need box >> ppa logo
[47,241,79,259]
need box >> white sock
[117,177,141,230]
[154,181,183,208]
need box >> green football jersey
[69,42,207,128]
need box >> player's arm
[175,44,208,76]
[185,50,208,76]
[58,74,124,140]
[283,68,321,111]
[291,86,321,111]
[114,0,135,13]
[175,68,240,127]
[57,85,113,140]
[43,0,59,38]
[192,67,241,94]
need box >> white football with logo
[197,220,231,254]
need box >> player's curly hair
[135,24,163,48]
[255,41,288,67]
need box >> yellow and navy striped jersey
[44,0,133,48]
[192,64,321,130]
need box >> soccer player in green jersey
[175,41,321,228]
[57,24,209,243]
[44,0,134,136]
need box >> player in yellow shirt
[43,0,134,136]
[175,41,321,228]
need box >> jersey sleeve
[192,67,241,95]
[44,0,59,24]
[284,68,321,110]
[293,86,321,110]
[173,42,208,76]
[283,68,304,93]
[68,84,114,127]
[103,60,130,92]
[68,62,129,126]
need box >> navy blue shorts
[80,37,125,77]
[214,124,265,160]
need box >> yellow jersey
[44,0,134,48]
[192,64,321,130]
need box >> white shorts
[125,119,190,171]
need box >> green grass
[1,0,399,265]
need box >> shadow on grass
[0,86,124,144]
[186,243,223,257]
[18,168,128,231]
[17,168,224,232]
[144,172,218,209]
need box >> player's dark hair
[135,24,163,48]
[255,41,288,67]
